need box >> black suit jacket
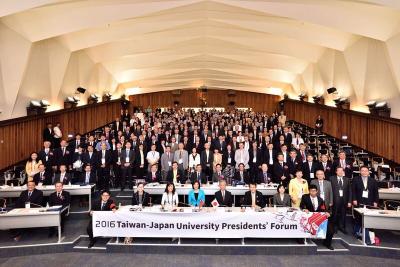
[233,170,251,184]
[33,171,53,185]
[215,190,233,207]
[256,171,273,184]
[300,194,327,212]
[43,128,53,142]
[249,149,262,168]
[200,150,214,169]
[302,161,319,183]
[287,157,302,175]
[243,190,265,207]
[131,192,150,206]
[166,169,185,183]
[91,199,115,212]
[264,149,277,165]
[79,171,97,184]
[82,152,98,169]
[318,161,334,180]
[49,190,71,208]
[97,150,112,168]
[54,147,72,166]
[53,172,72,185]
[146,171,162,183]
[272,162,290,187]
[330,175,352,207]
[190,171,207,184]
[38,149,55,168]
[332,159,353,178]
[16,189,43,208]
[352,176,379,206]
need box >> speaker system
[77,87,86,94]
[327,87,337,94]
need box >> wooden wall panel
[0,100,122,170]
[129,89,280,113]
[284,99,400,163]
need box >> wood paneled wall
[284,99,400,164]
[0,100,122,170]
[129,89,280,113]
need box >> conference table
[354,208,400,245]
[92,205,329,240]
[135,183,279,204]
[0,184,95,213]
[378,188,400,200]
[0,206,65,243]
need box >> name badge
[168,161,172,167]
[178,159,183,164]
[320,192,325,200]
[362,190,369,199]
[46,156,49,161]
[125,157,130,163]
[253,157,257,163]
[101,158,105,164]
[339,190,343,197]
[228,158,231,164]
[310,173,314,179]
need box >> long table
[0,207,64,242]
[378,188,400,200]
[0,184,95,213]
[93,206,328,239]
[354,208,400,245]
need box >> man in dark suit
[53,165,72,185]
[111,143,123,188]
[233,163,251,184]
[13,181,44,241]
[214,179,233,207]
[33,164,53,185]
[257,163,273,184]
[243,183,265,208]
[318,154,333,180]
[282,127,292,147]
[300,184,334,250]
[166,161,185,184]
[82,145,98,171]
[200,143,214,178]
[249,143,262,178]
[272,153,290,188]
[330,167,352,234]
[287,150,302,177]
[43,123,53,144]
[352,166,379,208]
[120,142,135,191]
[79,164,97,184]
[54,140,72,168]
[97,143,112,191]
[146,164,162,183]
[264,143,276,172]
[87,190,116,248]
[48,182,71,237]
[190,164,207,184]
[38,141,56,171]
[332,151,353,178]
[302,154,318,183]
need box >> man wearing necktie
[243,183,265,208]
[48,182,71,237]
[330,167,352,234]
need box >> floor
[2,253,400,267]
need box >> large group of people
[11,107,380,249]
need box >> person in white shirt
[161,182,179,209]
[146,144,160,172]
[53,122,62,148]
[234,142,249,169]
[292,133,304,150]
[188,147,200,172]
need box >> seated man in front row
[243,182,265,208]
[234,163,251,184]
[48,182,71,237]
[300,184,334,250]
[214,179,233,207]
[87,190,116,248]
[12,181,44,241]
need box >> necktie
[101,202,105,210]
[222,191,225,201]
[58,192,61,198]
[62,148,65,156]
[339,177,343,187]
[40,172,44,180]
[28,191,32,198]
[86,173,90,183]
[312,197,317,211]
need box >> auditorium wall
[0,100,122,171]
[284,99,400,164]
[128,89,281,113]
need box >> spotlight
[375,101,388,109]
[366,101,377,115]
[375,101,391,118]
[327,87,337,94]
[312,95,324,104]
[299,93,307,101]
[334,97,349,109]
[65,96,79,109]
[40,100,50,107]
[103,92,112,102]
[27,100,47,115]
[76,87,86,94]
[88,94,99,104]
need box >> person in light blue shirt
[188,180,205,207]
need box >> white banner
[93,209,328,239]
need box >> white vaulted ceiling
[1,0,400,119]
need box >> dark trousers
[97,167,110,191]
[333,200,347,230]
[49,210,67,235]
[323,217,335,247]
[135,166,145,180]
[121,166,132,189]
[113,165,122,188]
[87,219,96,243]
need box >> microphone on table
[29,202,44,208]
